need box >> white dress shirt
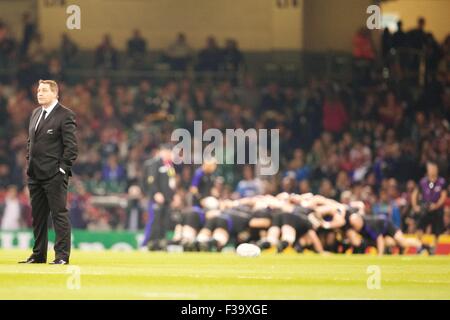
[35,100,59,131]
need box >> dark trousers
[28,172,71,262]
[142,202,170,246]
[418,208,444,236]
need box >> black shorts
[181,208,205,231]
[203,214,249,235]
[417,208,444,235]
[230,214,250,235]
[362,216,398,240]
[383,220,398,238]
[281,213,312,239]
[204,216,228,232]
[271,213,282,228]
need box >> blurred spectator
[60,33,78,67]
[381,27,392,62]
[349,140,372,182]
[352,27,375,85]
[222,39,243,72]
[234,165,263,198]
[335,171,351,196]
[407,17,428,79]
[322,89,349,135]
[260,82,284,114]
[0,85,7,129]
[0,163,12,189]
[27,33,46,65]
[20,12,36,57]
[236,75,260,110]
[0,22,17,68]
[87,207,112,231]
[197,36,222,72]
[127,29,147,69]
[412,161,447,236]
[45,57,65,82]
[299,179,311,194]
[280,174,296,193]
[190,158,218,206]
[392,20,408,50]
[164,33,193,71]
[126,185,144,231]
[68,179,89,229]
[286,148,310,182]
[372,188,402,228]
[352,27,375,60]
[94,34,118,69]
[319,178,337,200]
[102,154,127,193]
[0,185,25,230]
[424,32,442,82]
[408,17,427,52]
[392,20,409,71]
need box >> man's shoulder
[144,157,162,168]
[437,177,446,186]
[31,106,41,116]
[194,167,204,176]
[57,103,76,117]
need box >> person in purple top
[412,161,447,237]
[189,158,217,206]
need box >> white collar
[41,100,59,117]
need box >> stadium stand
[0,17,449,254]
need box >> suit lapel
[30,109,42,141]
[35,103,60,138]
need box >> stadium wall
[302,0,374,52]
[37,0,303,51]
[381,0,450,43]
[0,0,35,38]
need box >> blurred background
[0,0,449,250]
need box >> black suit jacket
[142,157,175,205]
[26,103,78,181]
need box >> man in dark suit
[141,144,176,250]
[19,79,78,265]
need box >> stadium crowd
[0,16,449,253]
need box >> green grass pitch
[0,249,449,299]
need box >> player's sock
[191,240,201,252]
[277,240,289,253]
[209,239,220,252]
[181,240,194,252]
[257,240,271,250]
[294,242,303,253]
[198,240,211,252]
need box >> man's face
[160,149,173,162]
[7,187,17,198]
[427,163,438,178]
[37,83,57,106]
[203,161,217,174]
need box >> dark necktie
[36,110,47,132]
